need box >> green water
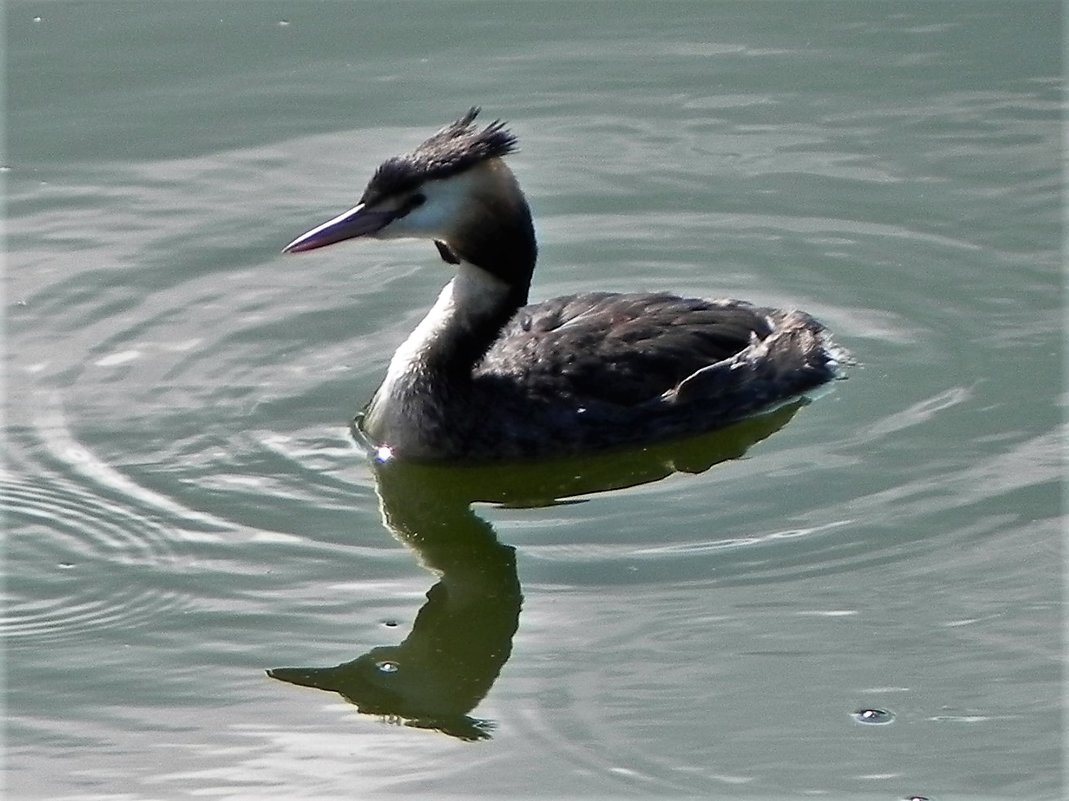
[6,2,1062,799]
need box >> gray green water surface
[6,2,1063,799]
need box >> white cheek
[378,174,476,240]
[385,201,454,238]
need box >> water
[6,2,1062,799]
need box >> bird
[283,108,847,462]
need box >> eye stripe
[399,193,426,216]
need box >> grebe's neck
[396,261,523,379]
[363,261,524,452]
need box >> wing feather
[476,293,776,406]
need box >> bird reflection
[268,401,803,740]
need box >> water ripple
[4,398,237,646]
[4,467,198,645]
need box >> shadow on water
[268,402,804,740]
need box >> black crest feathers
[362,108,519,203]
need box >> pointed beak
[282,203,396,254]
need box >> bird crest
[362,108,518,204]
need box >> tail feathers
[671,310,848,409]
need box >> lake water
[6,2,1063,799]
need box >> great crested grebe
[283,108,847,462]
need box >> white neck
[389,261,511,372]
[363,262,514,450]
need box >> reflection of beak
[282,203,396,253]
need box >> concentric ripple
[4,401,237,646]
[4,469,197,645]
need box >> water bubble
[375,660,399,673]
[852,707,894,725]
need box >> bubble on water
[852,707,894,725]
[376,660,399,673]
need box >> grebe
[283,108,847,462]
